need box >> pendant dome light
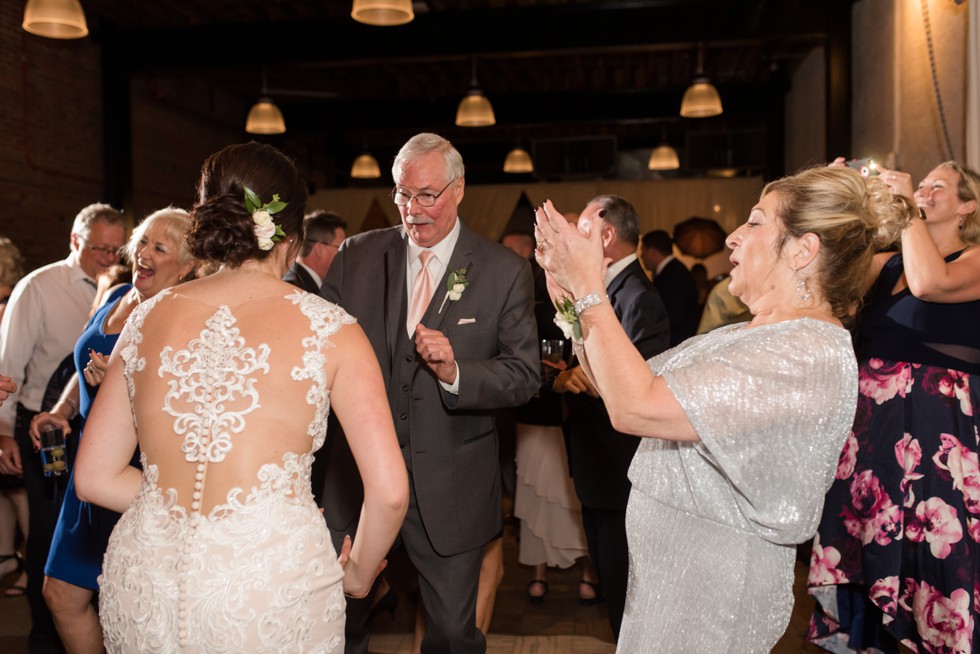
[648,124,680,171]
[351,152,382,179]
[503,147,533,174]
[245,68,286,135]
[22,0,88,39]
[456,59,496,127]
[648,143,680,171]
[680,43,723,118]
[351,0,414,26]
[245,98,286,135]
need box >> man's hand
[0,434,22,476]
[553,365,598,398]
[0,375,15,408]
[415,325,457,385]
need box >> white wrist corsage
[438,267,470,313]
[554,296,582,342]
[554,293,603,343]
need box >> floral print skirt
[808,359,980,654]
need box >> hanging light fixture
[245,97,286,134]
[456,59,496,127]
[680,43,723,118]
[503,147,533,174]
[351,0,414,26]
[245,68,286,135]
[648,125,680,171]
[648,143,680,171]
[351,152,382,179]
[22,0,88,39]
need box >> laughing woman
[809,161,980,653]
[29,208,197,654]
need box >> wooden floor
[0,521,823,653]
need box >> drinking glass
[540,338,565,388]
[39,423,68,477]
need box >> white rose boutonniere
[244,186,287,251]
[438,267,470,313]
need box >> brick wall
[0,7,322,277]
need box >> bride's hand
[534,200,606,298]
[338,535,389,599]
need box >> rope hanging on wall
[921,0,956,160]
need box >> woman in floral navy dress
[809,161,980,653]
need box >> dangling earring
[793,267,811,304]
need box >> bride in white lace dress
[74,142,408,653]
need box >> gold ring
[536,239,550,251]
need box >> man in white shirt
[0,203,124,653]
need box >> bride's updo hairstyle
[764,166,914,323]
[188,142,307,267]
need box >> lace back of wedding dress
[99,289,355,654]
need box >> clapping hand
[534,200,608,300]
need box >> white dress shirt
[405,218,462,394]
[604,253,638,289]
[0,253,96,435]
[296,260,322,289]
[655,253,675,277]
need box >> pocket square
[457,317,477,325]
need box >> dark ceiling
[81,0,854,186]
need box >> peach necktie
[407,250,435,336]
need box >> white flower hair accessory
[244,185,287,251]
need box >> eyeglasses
[306,239,340,250]
[77,236,121,257]
[391,178,457,208]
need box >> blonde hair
[0,236,25,289]
[122,207,195,269]
[936,161,980,244]
[763,166,913,322]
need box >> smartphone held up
[846,158,879,178]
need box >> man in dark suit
[640,229,700,346]
[283,210,347,293]
[322,133,539,654]
[283,210,347,508]
[556,196,670,639]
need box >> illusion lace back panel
[99,289,355,654]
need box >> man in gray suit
[322,133,539,653]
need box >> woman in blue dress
[28,208,196,653]
[809,161,980,653]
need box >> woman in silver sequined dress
[533,166,912,652]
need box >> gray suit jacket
[321,221,539,555]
